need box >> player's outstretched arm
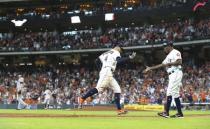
[143,64,165,73]
[116,52,136,64]
[143,59,182,73]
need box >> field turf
[0,109,209,129]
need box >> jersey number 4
[103,51,113,61]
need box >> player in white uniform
[79,46,136,115]
[143,42,184,118]
[16,75,28,110]
[43,87,52,109]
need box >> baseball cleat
[170,113,184,118]
[157,112,170,118]
[117,110,128,115]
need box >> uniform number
[103,51,113,61]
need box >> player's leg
[172,96,183,118]
[110,78,127,115]
[171,71,184,118]
[52,96,57,109]
[80,88,98,103]
[166,95,172,115]
[17,91,28,110]
[79,75,108,108]
[158,77,173,118]
[158,95,172,118]
[17,98,28,109]
[165,76,174,117]
[43,98,47,108]
[44,98,50,109]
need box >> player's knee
[114,88,121,93]
[114,93,120,100]
[95,87,101,93]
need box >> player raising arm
[79,46,136,115]
[143,42,184,118]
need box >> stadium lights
[127,7,133,10]
[67,11,74,14]
[71,16,81,24]
[41,14,50,19]
[23,12,35,16]
[0,16,7,21]
[11,19,27,27]
[84,11,93,16]
[26,63,33,66]
[105,13,114,21]
[19,63,25,66]
[74,10,80,14]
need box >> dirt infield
[78,105,116,110]
[0,113,210,118]
[0,106,210,118]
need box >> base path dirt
[0,106,210,118]
[0,113,210,118]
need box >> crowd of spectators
[0,60,209,107]
[0,18,210,52]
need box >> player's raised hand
[129,52,136,59]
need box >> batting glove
[129,52,136,59]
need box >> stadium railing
[182,102,210,110]
[0,39,209,55]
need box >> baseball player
[79,46,136,115]
[16,75,28,110]
[143,42,184,118]
[43,87,52,109]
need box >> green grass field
[0,109,209,129]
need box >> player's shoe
[78,98,85,109]
[157,112,170,118]
[117,110,128,116]
[170,113,184,118]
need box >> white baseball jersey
[162,49,182,73]
[16,77,24,92]
[44,89,52,99]
[162,49,183,98]
[96,49,121,93]
[99,49,120,72]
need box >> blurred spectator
[0,18,210,52]
[0,60,209,106]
